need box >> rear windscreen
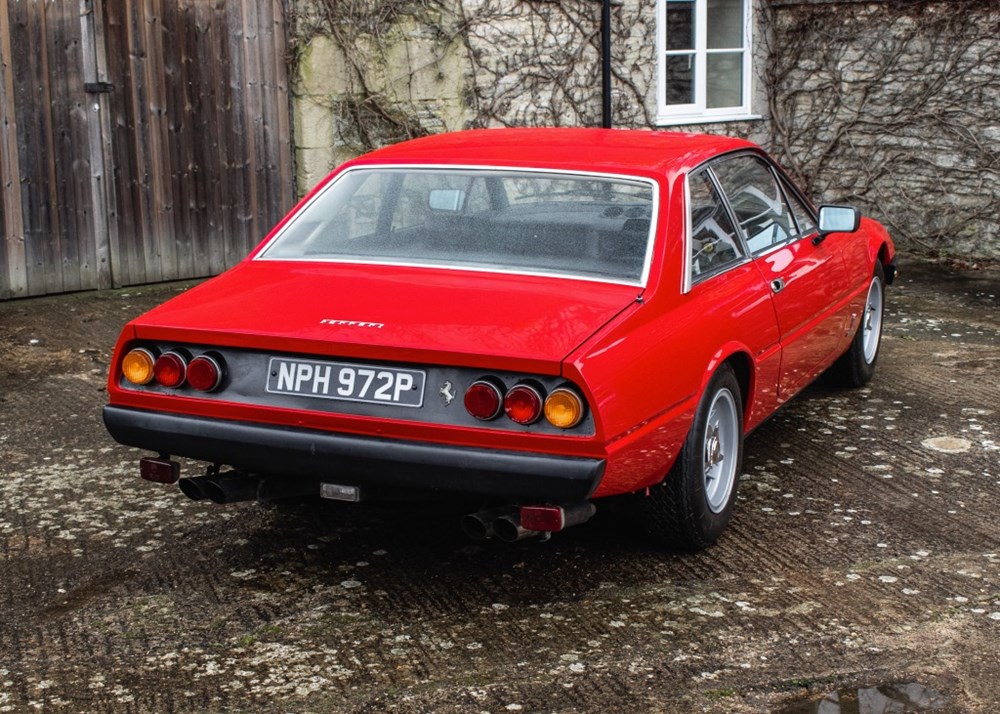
[258,167,656,285]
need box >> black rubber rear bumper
[103,406,605,501]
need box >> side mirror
[814,205,861,244]
[428,189,466,212]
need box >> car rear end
[104,161,662,540]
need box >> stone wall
[289,0,1000,260]
[764,0,1000,261]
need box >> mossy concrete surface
[0,258,997,712]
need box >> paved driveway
[1,259,998,713]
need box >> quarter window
[688,170,744,281]
[657,0,753,125]
[782,181,817,236]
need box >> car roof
[353,128,758,177]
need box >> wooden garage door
[0,0,293,299]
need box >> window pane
[688,171,743,279]
[665,54,695,105]
[712,156,796,255]
[706,52,743,109]
[666,1,695,51]
[707,0,744,49]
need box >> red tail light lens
[187,354,224,392]
[465,379,504,420]
[153,351,187,388]
[504,383,544,425]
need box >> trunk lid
[130,261,641,374]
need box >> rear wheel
[639,364,744,551]
[825,262,885,388]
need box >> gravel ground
[0,258,998,713]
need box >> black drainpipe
[601,0,613,128]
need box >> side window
[712,155,796,255]
[688,170,744,281]
[780,179,817,236]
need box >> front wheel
[825,262,885,388]
[638,364,744,551]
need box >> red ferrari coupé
[104,129,896,550]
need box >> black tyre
[639,364,744,551]
[825,262,885,388]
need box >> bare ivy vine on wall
[288,0,656,154]
[763,0,1000,257]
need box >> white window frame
[655,0,757,126]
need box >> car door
[683,167,782,430]
[710,154,850,402]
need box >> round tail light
[504,383,544,425]
[544,387,585,429]
[187,354,224,392]
[122,348,156,385]
[464,379,504,421]
[153,351,187,388]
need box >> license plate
[266,357,425,408]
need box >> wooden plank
[180,0,209,279]
[181,0,205,278]
[0,0,27,298]
[142,0,176,281]
[19,1,59,295]
[206,0,233,275]
[81,0,120,290]
[56,0,91,293]
[160,0,193,279]
[257,0,279,230]
[104,0,146,286]
[226,0,253,266]
[181,0,214,277]
[44,0,69,293]
[258,0,293,226]
[270,0,294,215]
[127,0,160,283]
[242,0,266,249]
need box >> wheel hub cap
[703,389,738,514]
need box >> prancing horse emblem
[440,381,456,406]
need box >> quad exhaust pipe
[461,502,596,543]
[141,456,596,541]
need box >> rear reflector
[140,457,180,484]
[519,502,597,533]
[519,505,566,532]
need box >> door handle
[771,278,786,294]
